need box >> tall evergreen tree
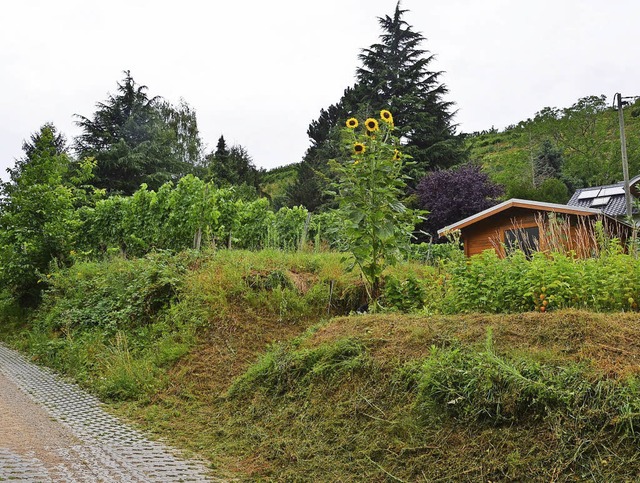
[287,85,365,209]
[356,2,464,176]
[204,135,261,189]
[289,2,464,210]
[206,135,232,183]
[533,139,564,187]
[75,71,203,194]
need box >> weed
[97,332,159,400]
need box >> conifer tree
[357,2,464,178]
[289,2,464,210]
[533,140,564,186]
[204,135,261,190]
[75,71,202,194]
[287,86,365,209]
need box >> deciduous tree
[75,71,203,194]
[416,164,503,242]
[0,124,93,305]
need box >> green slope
[467,95,640,202]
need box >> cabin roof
[437,198,602,236]
[567,174,640,216]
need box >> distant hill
[466,95,640,203]
[260,163,298,208]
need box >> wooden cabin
[437,199,629,258]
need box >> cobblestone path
[0,342,215,482]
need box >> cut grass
[114,310,640,481]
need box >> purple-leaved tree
[416,164,504,242]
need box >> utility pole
[614,92,633,218]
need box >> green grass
[107,310,640,481]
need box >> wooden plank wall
[461,209,600,258]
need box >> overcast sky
[1,0,638,181]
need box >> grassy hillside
[260,163,298,208]
[467,95,640,202]
[3,250,640,480]
[112,309,640,481]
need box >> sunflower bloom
[346,118,358,129]
[380,110,393,124]
[393,149,401,160]
[354,143,366,155]
[365,118,379,132]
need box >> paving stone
[0,343,218,482]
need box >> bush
[440,248,640,314]
[408,242,463,264]
[37,251,189,333]
[382,275,426,312]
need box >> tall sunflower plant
[328,110,425,309]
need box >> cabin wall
[460,209,600,258]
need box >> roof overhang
[437,198,604,237]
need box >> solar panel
[590,196,611,207]
[578,189,601,200]
[600,187,625,197]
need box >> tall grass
[1,249,367,401]
[442,247,640,313]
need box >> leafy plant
[329,111,423,307]
[0,124,96,305]
[382,275,426,312]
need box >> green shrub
[268,206,309,251]
[408,242,464,264]
[37,251,189,333]
[441,248,640,314]
[382,275,426,312]
[309,211,347,251]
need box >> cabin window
[504,226,539,257]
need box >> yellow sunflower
[365,118,379,132]
[393,149,401,160]
[346,118,358,129]
[380,110,393,124]
[354,143,366,155]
